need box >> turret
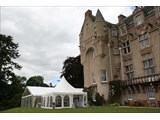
[95,9,105,21]
[93,9,108,40]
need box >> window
[123,40,131,54]
[64,96,70,107]
[50,96,53,107]
[87,48,95,59]
[43,97,46,106]
[47,96,50,107]
[147,86,155,99]
[41,97,43,106]
[93,27,97,36]
[142,53,155,76]
[103,26,107,32]
[90,50,94,58]
[119,24,127,36]
[55,96,62,107]
[94,26,96,32]
[100,70,107,82]
[124,59,134,79]
[139,33,150,49]
[91,72,96,84]
[128,89,133,100]
[113,47,119,55]
[135,14,143,26]
[111,28,117,36]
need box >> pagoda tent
[21,77,87,109]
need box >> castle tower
[79,9,117,101]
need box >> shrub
[94,93,105,106]
[83,87,105,106]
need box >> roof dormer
[133,6,145,27]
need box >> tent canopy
[24,77,85,96]
[53,77,84,94]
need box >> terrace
[121,74,160,86]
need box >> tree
[61,55,84,88]
[0,34,23,110]
[0,75,27,110]
[0,34,21,83]
[7,76,27,109]
[26,76,49,87]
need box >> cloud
[1,7,134,84]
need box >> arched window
[64,96,70,107]
[87,48,95,59]
[28,97,30,107]
[50,96,53,107]
[41,97,44,106]
[47,96,50,107]
[43,97,46,106]
[55,96,62,107]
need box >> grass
[1,106,160,113]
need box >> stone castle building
[79,6,160,106]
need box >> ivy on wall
[109,80,122,103]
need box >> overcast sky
[1,6,134,85]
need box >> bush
[94,93,105,106]
[83,87,106,106]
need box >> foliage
[61,55,84,88]
[7,93,23,108]
[0,34,21,83]
[83,87,105,106]
[26,76,49,87]
[0,34,49,110]
[83,87,94,105]
[0,75,27,110]
[0,34,24,110]
[109,80,122,103]
[1,106,160,113]
[94,93,105,106]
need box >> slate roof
[143,6,154,17]
[124,6,154,27]
[95,9,105,21]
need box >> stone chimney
[85,10,92,18]
[118,14,126,23]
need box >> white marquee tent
[21,77,87,109]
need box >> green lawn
[1,106,160,113]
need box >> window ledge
[123,52,132,56]
[101,81,108,84]
[92,83,97,86]
[140,46,152,55]
[148,98,155,100]
[123,53,132,61]
[128,98,133,100]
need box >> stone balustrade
[121,74,160,86]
